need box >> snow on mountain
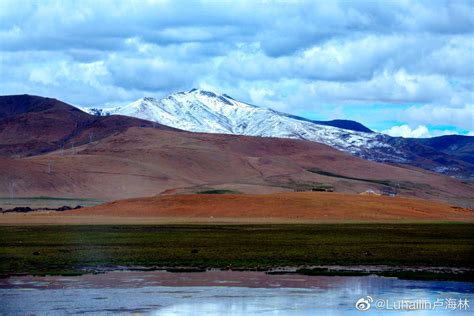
[95,89,407,163]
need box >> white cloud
[383,125,432,138]
[28,67,57,85]
[383,124,470,138]
[0,0,473,134]
[403,104,474,131]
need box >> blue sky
[0,0,473,137]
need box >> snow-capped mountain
[98,89,406,163]
[83,89,474,179]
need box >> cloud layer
[0,0,473,136]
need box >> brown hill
[4,192,470,224]
[0,95,174,157]
[79,192,474,221]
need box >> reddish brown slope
[63,192,474,222]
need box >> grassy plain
[1,224,473,280]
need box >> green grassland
[0,197,103,209]
[196,189,241,194]
[307,168,430,190]
[0,224,473,280]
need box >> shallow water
[0,270,473,315]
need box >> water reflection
[0,271,473,315]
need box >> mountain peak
[142,96,157,102]
[186,88,215,95]
[183,88,238,101]
[189,88,214,92]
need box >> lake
[1,270,473,315]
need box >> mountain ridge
[91,89,474,179]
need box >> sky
[0,0,473,137]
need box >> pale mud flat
[0,214,350,225]
[3,213,474,225]
[1,271,473,315]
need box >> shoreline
[0,265,474,283]
[3,265,474,283]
